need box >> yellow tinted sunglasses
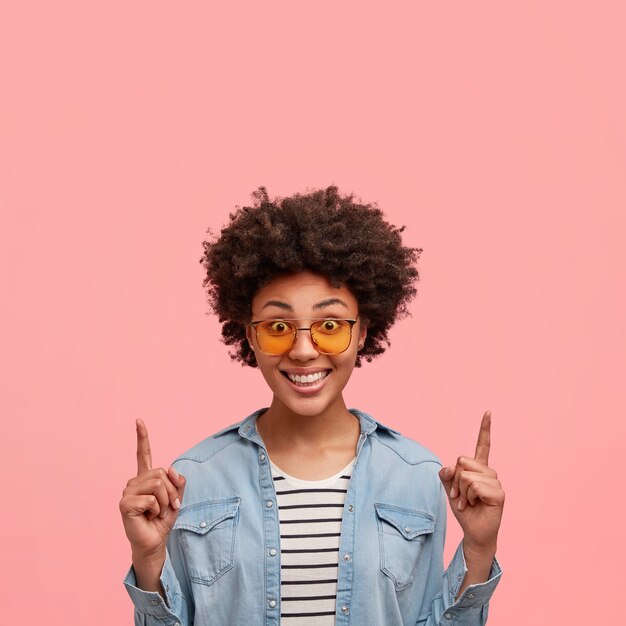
[250,317,359,356]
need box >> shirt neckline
[270,457,356,487]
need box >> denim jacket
[124,408,502,625]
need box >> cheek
[256,357,281,384]
[333,354,358,377]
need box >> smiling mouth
[281,370,331,386]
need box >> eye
[267,321,292,335]
[319,319,341,333]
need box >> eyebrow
[259,297,349,312]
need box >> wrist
[132,546,166,572]
[462,538,497,559]
[132,549,167,594]
[455,539,497,599]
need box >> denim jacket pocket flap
[374,503,435,540]
[173,497,240,535]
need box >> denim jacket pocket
[374,503,435,591]
[172,496,240,586]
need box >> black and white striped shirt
[271,459,355,625]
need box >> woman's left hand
[438,411,505,552]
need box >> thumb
[438,465,455,497]
[168,465,187,507]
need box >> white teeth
[287,371,329,385]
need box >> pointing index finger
[136,418,153,475]
[474,410,491,465]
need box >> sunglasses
[249,317,359,356]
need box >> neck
[256,396,360,450]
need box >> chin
[271,389,345,419]
[281,397,333,418]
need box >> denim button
[444,613,452,620]
[468,593,475,599]
[341,606,349,614]
[348,504,354,512]
[404,527,411,533]
[269,599,277,608]
[266,500,273,508]
[150,600,159,606]
[343,553,351,562]
[259,453,266,462]
[199,521,207,528]
[269,548,277,556]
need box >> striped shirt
[271,459,355,625]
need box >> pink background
[1,2,624,624]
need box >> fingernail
[170,466,179,479]
[445,466,454,478]
[173,498,181,510]
[457,500,463,511]
[450,486,457,498]
[161,509,169,519]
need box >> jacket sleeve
[418,483,503,626]
[123,529,193,626]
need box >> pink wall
[1,2,624,624]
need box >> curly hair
[199,185,422,367]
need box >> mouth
[280,369,332,394]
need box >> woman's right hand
[119,419,186,564]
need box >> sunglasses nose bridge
[290,324,320,354]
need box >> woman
[120,186,504,625]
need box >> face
[245,271,367,420]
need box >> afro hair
[200,185,422,367]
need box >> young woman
[120,186,504,625]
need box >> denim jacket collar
[224,407,402,446]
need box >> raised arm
[119,419,189,623]
[438,411,505,598]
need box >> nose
[288,327,320,361]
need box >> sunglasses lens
[256,320,297,355]
[310,320,352,354]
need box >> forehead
[251,271,358,313]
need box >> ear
[245,323,255,350]
[357,320,367,350]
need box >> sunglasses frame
[249,317,359,356]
